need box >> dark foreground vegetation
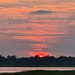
[0,55,75,67]
[0,70,75,75]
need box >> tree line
[0,55,75,67]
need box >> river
[0,67,75,73]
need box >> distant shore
[0,70,75,75]
[0,55,75,67]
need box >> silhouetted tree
[0,55,75,67]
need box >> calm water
[0,67,75,73]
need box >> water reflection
[0,67,75,73]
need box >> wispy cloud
[30,10,53,15]
[0,0,75,10]
[0,0,75,57]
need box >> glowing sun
[37,52,48,58]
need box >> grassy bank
[0,70,75,75]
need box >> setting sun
[37,52,49,58]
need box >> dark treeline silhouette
[0,55,75,67]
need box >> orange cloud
[32,44,47,51]
[0,0,17,4]
[27,51,50,57]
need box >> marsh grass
[0,70,75,75]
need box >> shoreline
[0,70,75,75]
[0,67,75,73]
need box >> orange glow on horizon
[27,51,50,58]
[36,52,49,58]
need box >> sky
[0,0,75,57]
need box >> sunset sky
[0,0,75,57]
